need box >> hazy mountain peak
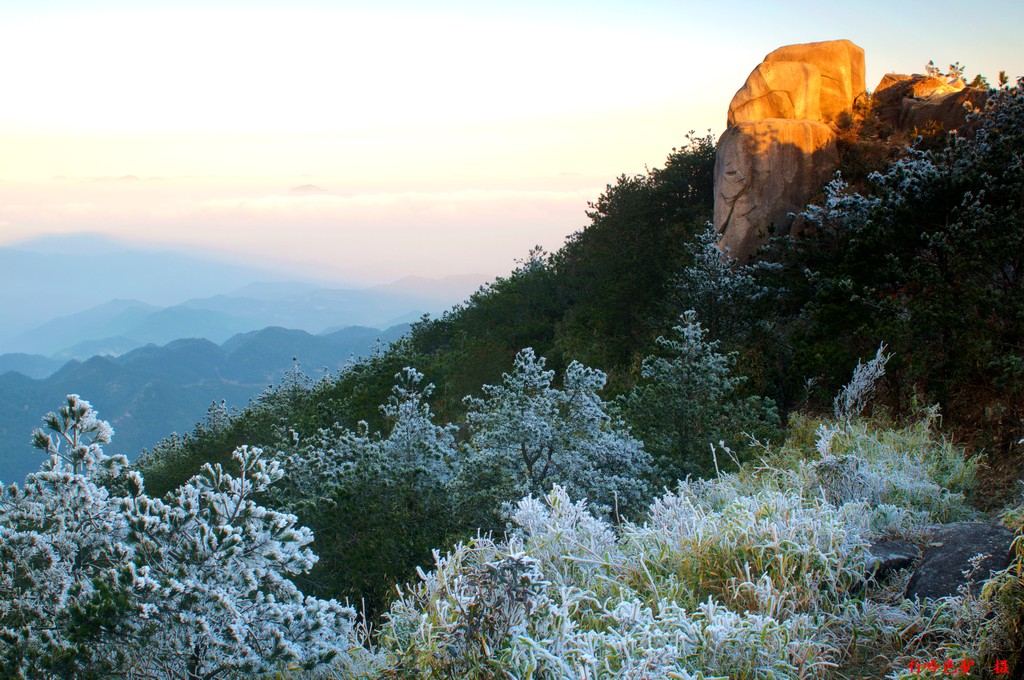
[288,184,329,195]
[6,232,135,256]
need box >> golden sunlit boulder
[714,119,839,261]
[762,39,866,123]
[872,74,962,125]
[716,39,860,260]
[728,61,824,126]
[727,40,866,127]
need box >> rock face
[873,73,987,132]
[904,523,1015,600]
[715,120,839,260]
[900,86,988,132]
[728,61,823,126]
[715,39,862,260]
[761,39,866,124]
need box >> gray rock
[899,87,989,133]
[867,539,921,580]
[905,522,1015,600]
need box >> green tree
[624,312,780,481]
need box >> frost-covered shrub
[376,480,875,678]
[833,343,890,420]
[377,537,549,677]
[826,591,997,680]
[0,396,361,678]
[624,483,870,617]
[741,414,977,543]
[809,416,979,529]
[459,348,652,518]
[508,486,622,603]
[754,351,979,539]
[530,596,833,680]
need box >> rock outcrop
[873,73,988,133]
[904,523,1014,600]
[715,120,839,259]
[871,73,963,123]
[715,39,862,260]
[761,40,866,123]
[728,62,823,126]
[901,87,988,132]
[727,40,866,127]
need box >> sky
[1,0,1022,285]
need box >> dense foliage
[368,404,989,679]
[458,348,651,521]
[754,79,1024,454]
[622,311,780,481]
[135,132,724,617]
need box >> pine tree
[460,348,652,518]
[0,396,359,678]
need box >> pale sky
[2,0,1022,284]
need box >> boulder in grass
[867,539,921,581]
[905,522,1015,600]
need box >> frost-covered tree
[459,348,651,517]
[0,395,359,678]
[624,312,780,481]
[375,367,459,484]
[120,445,356,678]
[270,368,461,617]
[276,367,458,504]
[0,395,133,677]
[674,223,774,342]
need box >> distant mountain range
[0,324,409,484]
[0,234,485,355]
[0,233,313,340]
[3,276,478,359]
[0,232,488,484]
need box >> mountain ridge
[0,322,410,484]
[0,234,485,353]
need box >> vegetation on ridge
[3,78,1024,677]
